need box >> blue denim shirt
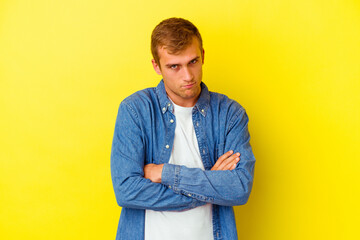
[111,80,255,240]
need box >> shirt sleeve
[111,102,205,211]
[161,107,256,206]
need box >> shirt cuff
[161,163,207,208]
[161,163,181,193]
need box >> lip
[183,83,196,89]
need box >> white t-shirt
[145,102,213,240]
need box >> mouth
[183,83,196,89]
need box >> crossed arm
[144,150,241,183]
[111,101,255,211]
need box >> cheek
[166,73,179,84]
[163,73,179,88]
[194,69,202,79]
[194,65,202,74]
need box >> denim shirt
[111,80,255,240]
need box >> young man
[111,18,255,240]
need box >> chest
[142,108,227,169]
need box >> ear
[151,59,162,75]
[202,49,205,64]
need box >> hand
[211,150,240,171]
[144,163,164,183]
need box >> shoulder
[115,87,159,121]
[119,87,160,114]
[114,87,159,130]
[208,91,245,115]
[208,91,250,132]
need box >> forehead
[158,38,202,64]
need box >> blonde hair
[151,17,203,64]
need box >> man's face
[152,37,204,107]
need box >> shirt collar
[155,80,210,117]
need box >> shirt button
[169,186,172,189]
[196,122,199,126]
[167,103,171,107]
[162,107,166,111]
[170,119,174,123]
[166,145,170,149]
[201,109,205,113]
[188,194,191,197]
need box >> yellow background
[1,0,359,239]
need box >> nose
[182,67,193,81]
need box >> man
[111,17,255,240]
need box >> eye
[190,59,198,64]
[170,65,178,69]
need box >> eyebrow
[165,56,200,68]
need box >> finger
[223,154,240,170]
[218,153,240,170]
[211,150,233,170]
[230,162,237,170]
[212,150,233,170]
[218,154,237,170]
[216,153,237,170]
